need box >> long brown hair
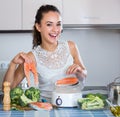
[32,4,61,49]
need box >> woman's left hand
[66,64,87,79]
[66,64,82,74]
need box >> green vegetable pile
[78,93,107,110]
[10,87,40,107]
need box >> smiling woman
[2,4,87,103]
[34,10,62,50]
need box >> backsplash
[0,69,7,89]
[0,29,120,86]
[0,61,10,69]
[0,61,10,89]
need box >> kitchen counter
[0,86,113,117]
[51,108,114,117]
[0,104,114,117]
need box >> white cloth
[32,40,74,102]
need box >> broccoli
[25,87,40,102]
[19,93,34,107]
[10,87,24,105]
[10,86,40,108]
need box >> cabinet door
[0,0,21,30]
[63,0,120,24]
[22,0,62,30]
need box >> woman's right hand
[11,52,31,65]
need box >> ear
[35,23,41,32]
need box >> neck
[41,41,58,51]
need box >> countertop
[0,105,114,117]
[0,86,113,117]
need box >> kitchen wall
[0,29,120,87]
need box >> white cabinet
[0,0,22,30]
[63,0,120,24]
[1,0,120,30]
[0,0,62,30]
[22,0,63,30]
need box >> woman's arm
[2,62,25,89]
[2,52,35,89]
[66,41,87,80]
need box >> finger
[71,66,79,74]
[66,64,78,74]
[12,53,24,64]
[67,64,82,74]
[20,52,32,63]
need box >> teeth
[50,34,57,37]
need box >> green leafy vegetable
[78,93,107,110]
[86,93,107,106]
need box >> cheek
[43,27,51,32]
[59,26,63,32]
[40,27,49,33]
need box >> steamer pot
[51,74,84,107]
[51,82,82,107]
[108,76,120,105]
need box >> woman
[3,4,87,102]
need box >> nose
[52,25,60,32]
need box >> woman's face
[37,11,62,44]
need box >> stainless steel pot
[108,76,120,105]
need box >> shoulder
[59,40,76,51]
[67,40,77,51]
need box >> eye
[57,23,61,26]
[47,23,52,26]
[57,24,61,26]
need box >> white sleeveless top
[32,40,74,101]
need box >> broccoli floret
[19,93,34,107]
[10,86,40,108]
[10,87,24,105]
[25,87,40,102]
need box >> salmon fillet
[24,62,38,86]
[56,77,79,85]
[30,102,53,111]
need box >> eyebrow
[46,21,61,24]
